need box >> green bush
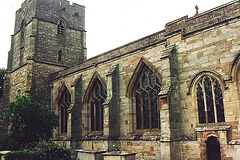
[4,150,42,160]
[0,132,10,150]
[4,140,72,160]
[2,95,57,150]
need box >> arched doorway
[206,136,221,160]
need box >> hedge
[4,140,72,160]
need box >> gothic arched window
[57,21,65,35]
[134,65,161,130]
[59,88,71,134]
[196,75,225,124]
[88,78,107,131]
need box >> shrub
[3,95,57,150]
[0,132,10,150]
[4,140,72,160]
[4,150,42,160]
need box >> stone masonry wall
[51,1,240,159]
[35,20,85,65]
[11,21,33,71]
[1,0,239,159]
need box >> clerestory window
[196,75,225,124]
[89,78,107,131]
[134,65,161,130]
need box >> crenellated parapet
[14,0,85,35]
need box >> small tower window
[57,21,65,35]
[58,50,62,61]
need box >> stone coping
[75,149,107,154]
[229,139,240,145]
[102,151,137,156]
[0,151,11,155]
[195,125,231,132]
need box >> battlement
[14,0,85,34]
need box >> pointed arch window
[88,78,107,132]
[58,88,71,134]
[134,65,161,130]
[196,75,225,124]
[57,21,65,35]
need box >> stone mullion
[59,105,62,134]
[211,79,218,123]
[140,92,144,129]
[94,101,97,131]
[148,92,152,129]
[99,100,103,131]
[64,107,67,133]
[202,78,209,123]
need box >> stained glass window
[135,66,161,129]
[59,88,71,134]
[196,75,225,124]
[89,79,107,131]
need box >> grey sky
[0,0,230,68]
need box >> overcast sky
[0,0,231,68]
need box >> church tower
[2,0,86,118]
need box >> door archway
[206,136,221,160]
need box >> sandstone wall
[51,1,240,159]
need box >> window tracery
[134,65,161,130]
[196,75,225,124]
[88,78,107,131]
[58,88,71,134]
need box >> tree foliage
[1,95,57,150]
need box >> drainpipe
[50,83,54,111]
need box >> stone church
[0,0,240,159]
